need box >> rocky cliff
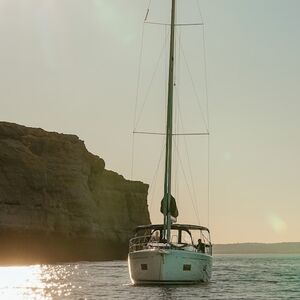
[0,122,150,264]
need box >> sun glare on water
[0,265,78,300]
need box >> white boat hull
[128,248,212,285]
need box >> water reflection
[0,258,298,299]
[0,265,43,299]
[158,287,176,299]
[0,264,81,299]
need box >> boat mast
[163,0,176,243]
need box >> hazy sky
[1,0,299,243]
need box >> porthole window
[183,264,191,271]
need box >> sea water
[0,255,299,299]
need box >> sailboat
[128,0,212,284]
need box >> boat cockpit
[129,224,212,255]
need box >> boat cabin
[129,224,212,255]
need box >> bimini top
[134,224,210,233]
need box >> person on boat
[197,239,205,253]
[150,230,160,243]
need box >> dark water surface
[0,255,299,299]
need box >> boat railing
[201,237,213,255]
[129,235,162,253]
[129,235,213,255]
[192,241,212,255]
[204,243,213,255]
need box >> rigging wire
[148,140,165,212]
[195,0,204,23]
[177,100,203,225]
[196,0,211,228]
[134,34,169,130]
[179,40,209,132]
[203,25,211,227]
[131,11,147,180]
[148,32,167,218]
[195,0,210,132]
[169,0,210,227]
[132,1,168,220]
[145,22,204,26]
[173,139,201,224]
[133,131,208,136]
[174,12,195,219]
[131,0,211,227]
[207,133,211,228]
[145,0,152,21]
[131,0,153,180]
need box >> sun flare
[268,213,287,234]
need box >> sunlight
[0,265,44,299]
[268,212,287,234]
[0,265,75,299]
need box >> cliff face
[0,122,150,264]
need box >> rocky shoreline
[0,122,150,264]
